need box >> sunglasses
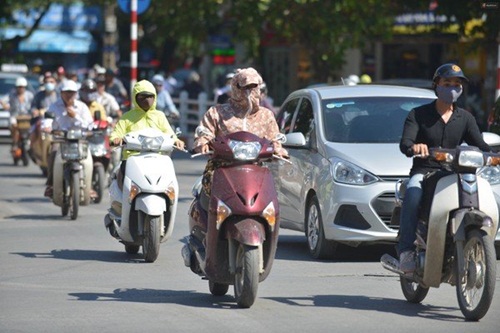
[237,83,258,90]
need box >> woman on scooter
[192,67,288,196]
[398,63,491,274]
[109,79,185,190]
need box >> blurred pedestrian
[259,82,277,115]
[214,72,234,104]
[104,68,128,105]
[96,77,121,120]
[183,71,205,99]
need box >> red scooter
[182,131,286,308]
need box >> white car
[274,84,500,259]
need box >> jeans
[398,173,424,254]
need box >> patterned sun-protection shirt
[194,103,286,155]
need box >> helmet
[15,77,28,87]
[80,78,97,91]
[432,63,468,82]
[360,74,372,84]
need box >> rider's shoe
[44,185,53,198]
[399,251,416,274]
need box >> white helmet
[15,77,28,87]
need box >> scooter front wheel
[400,276,429,303]
[456,229,496,321]
[209,280,229,296]
[69,172,79,220]
[92,163,106,204]
[234,243,259,308]
[142,213,161,263]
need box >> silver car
[274,84,500,259]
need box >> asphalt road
[0,142,499,333]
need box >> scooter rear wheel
[234,243,259,308]
[456,229,496,321]
[400,276,429,303]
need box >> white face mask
[45,82,56,92]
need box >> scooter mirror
[274,133,287,144]
[94,110,101,121]
[44,111,55,119]
[175,127,182,136]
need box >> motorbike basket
[16,116,31,130]
[61,141,88,160]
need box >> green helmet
[432,63,468,83]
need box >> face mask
[45,82,56,92]
[436,85,462,104]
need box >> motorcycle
[11,115,32,166]
[104,128,180,263]
[88,111,111,203]
[52,127,93,220]
[29,112,54,177]
[181,130,288,308]
[381,146,499,321]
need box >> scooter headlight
[138,135,164,151]
[66,128,84,140]
[216,200,232,230]
[262,201,276,231]
[457,150,484,168]
[228,140,261,160]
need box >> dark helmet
[80,78,97,91]
[432,63,468,83]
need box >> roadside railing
[172,91,214,148]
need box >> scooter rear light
[129,183,141,203]
[216,200,232,230]
[262,202,276,231]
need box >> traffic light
[212,48,235,65]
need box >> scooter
[11,115,32,166]
[104,128,180,263]
[52,127,93,220]
[29,112,54,177]
[381,146,500,321]
[88,111,111,203]
[181,130,288,308]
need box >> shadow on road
[276,234,397,263]
[68,288,241,309]
[264,294,464,322]
[11,249,147,263]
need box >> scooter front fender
[225,218,266,246]
[135,194,166,216]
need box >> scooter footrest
[380,253,405,276]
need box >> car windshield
[322,96,435,143]
[0,77,17,96]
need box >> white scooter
[104,128,180,262]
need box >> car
[274,84,500,259]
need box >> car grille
[372,191,399,230]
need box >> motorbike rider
[193,67,288,198]
[95,77,121,119]
[109,80,185,190]
[44,80,94,198]
[398,63,491,274]
[31,72,58,117]
[6,77,34,152]
[151,74,180,123]
[79,78,106,120]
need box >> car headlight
[138,135,164,150]
[330,157,378,185]
[228,140,261,160]
[478,166,500,185]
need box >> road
[0,142,499,333]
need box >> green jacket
[110,80,178,160]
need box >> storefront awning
[18,30,97,54]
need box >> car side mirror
[283,132,307,147]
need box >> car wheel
[305,195,337,259]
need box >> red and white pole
[496,43,500,101]
[130,0,138,95]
